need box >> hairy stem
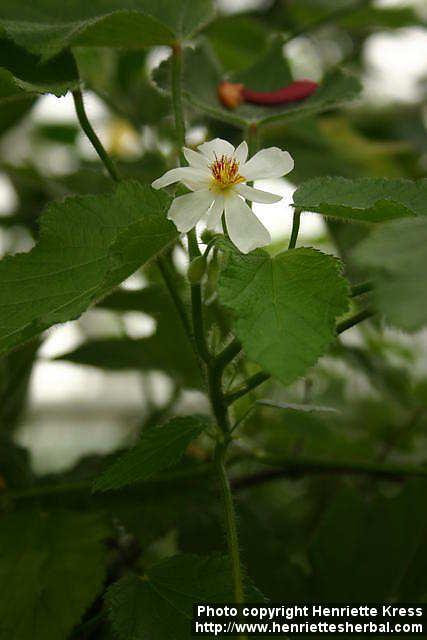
[170,41,245,609]
[215,443,245,604]
[216,338,242,371]
[226,371,271,405]
[72,88,120,182]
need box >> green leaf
[233,36,293,93]
[0,38,78,98]
[0,442,32,488]
[340,6,426,30]
[0,509,108,640]
[154,41,361,129]
[266,1,425,33]
[58,285,201,388]
[0,96,34,137]
[107,554,261,640]
[99,285,171,315]
[206,15,269,73]
[0,340,39,438]
[293,177,427,222]
[93,416,209,491]
[354,217,427,331]
[0,0,216,60]
[56,334,201,389]
[219,247,349,386]
[309,481,427,601]
[0,181,176,357]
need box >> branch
[72,88,120,183]
[351,281,373,297]
[215,338,242,371]
[336,306,375,334]
[8,455,427,503]
[231,455,427,490]
[226,371,270,405]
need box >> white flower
[151,138,294,254]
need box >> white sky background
[2,0,427,472]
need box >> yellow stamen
[209,154,245,191]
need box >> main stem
[216,443,244,604]
[170,43,245,609]
[72,60,246,607]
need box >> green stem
[215,443,245,604]
[226,371,270,405]
[207,363,231,437]
[187,230,210,364]
[171,42,186,163]
[157,255,193,344]
[336,306,375,334]
[170,40,245,609]
[288,209,301,249]
[232,455,427,489]
[8,455,427,503]
[246,123,259,159]
[222,216,230,240]
[72,88,120,182]
[72,78,226,598]
[351,281,373,297]
[191,282,211,365]
[215,338,242,371]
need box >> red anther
[218,80,318,109]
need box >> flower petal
[225,194,271,254]
[198,138,235,161]
[241,148,294,181]
[206,195,225,230]
[167,189,214,233]
[183,147,209,169]
[152,167,208,190]
[234,141,248,166]
[236,183,282,204]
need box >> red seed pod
[243,80,318,105]
[218,79,318,110]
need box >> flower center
[209,154,245,191]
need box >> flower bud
[200,229,216,244]
[187,255,207,284]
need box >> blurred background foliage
[1,0,427,637]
